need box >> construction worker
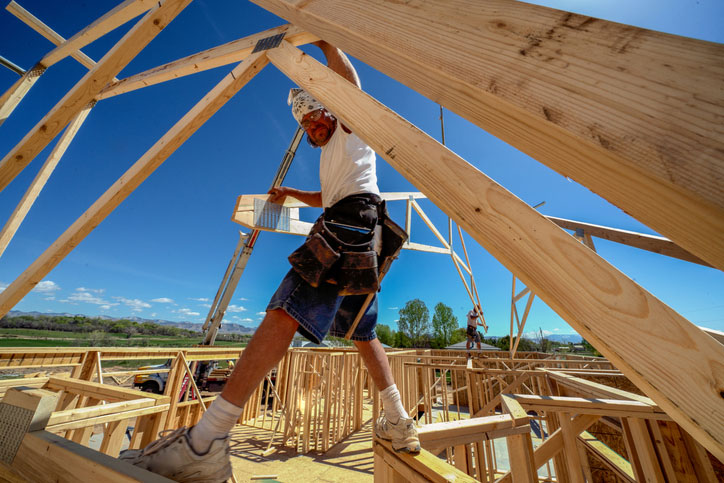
[120,41,419,482]
[466,306,484,357]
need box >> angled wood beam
[0,53,269,318]
[1,0,150,125]
[251,0,724,270]
[0,0,193,193]
[265,40,724,459]
[97,24,317,100]
[547,216,711,267]
[6,1,99,71]
[0,103,94,258]
[497,414,601,483]
[0,64,44,126]
[39,0,154,69]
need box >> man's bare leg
[221,308,298,406]
[356,337,420,452]
[354,337,394,390]
[188,308,298,452]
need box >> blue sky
[1,0,722,337]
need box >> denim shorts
[266,269,378,344]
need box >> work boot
[375,414,421,453]
[119,426,232,483]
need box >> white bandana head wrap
[288,88,325,124]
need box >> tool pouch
[288,231,341,287]
[337,249,379,295]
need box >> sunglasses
[300,110,329,129]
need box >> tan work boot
[119,426,232,483]
[375,414,421,453]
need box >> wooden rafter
[250,0,724,271]
[264,39,724,459]
[0,53,269,317]
[0,0,193,192]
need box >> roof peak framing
[264,39,724,460]
[250,0,724,271]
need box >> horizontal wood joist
[508,394,671,420]
[97,24,317,100]
[0,0,193,193]
[547,216,711,266]
[265,40,724,459]
[251,0,724,270]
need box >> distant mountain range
[487,333,583,344]
[5,310,256,335]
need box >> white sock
[189,396,243,453]
[380,384,409,423]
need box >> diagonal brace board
[250,0,724,271]
[0,53,270,320]
[265,40,724,459]
[0,0,193,193]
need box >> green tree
[376,324,394,346]
[398,299,430,347]
[431,302,458,348]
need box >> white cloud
[239,297,249,301]
[33,280,60,293]
[66,289,116,307]
[388,306,399,310]
[190,297,209,302]
[553,328,561,332]
[44,296,56,301]
[227,304,246,313]
[176,308,200,317]
[77,287,105,294]
[199,303,211,308]
[100,305,112,310]
[151,297,174,303]
[256,311,266,316]
[114,297,151,312]
[241,318,253,322]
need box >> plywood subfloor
[228,408,374,482]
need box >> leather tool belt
[288,194,407,295]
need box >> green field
[0,328,245,349]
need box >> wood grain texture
[0,0,193,193]
[265,40,724,459]
[547,216,710,266]
[0,105,93,257]
[40,0,154,68]
[250,0,724,270]
[0,53,268,318]
[98,24,316,100]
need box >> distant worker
[120,41,419,482]
[466,306,484,357]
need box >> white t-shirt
[467,310,479,328]
[319,126,380,208]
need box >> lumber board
[0,104,93,258]
[0,53,268,317]
[374,439,476,483]
[547,216,711,267]
[251,0,724,270]
[0,65,44,127]
[39,0,154,69]
[265,40,724,459]
[5,430,172,482]
[97,24,316,100]
[579,431,635,482]
[5,1,98,71]
[0,0,193,193]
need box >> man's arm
[268,186,322,208]
[313,41,361,88]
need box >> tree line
[374,299,547,351]
[1,314,199,338]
